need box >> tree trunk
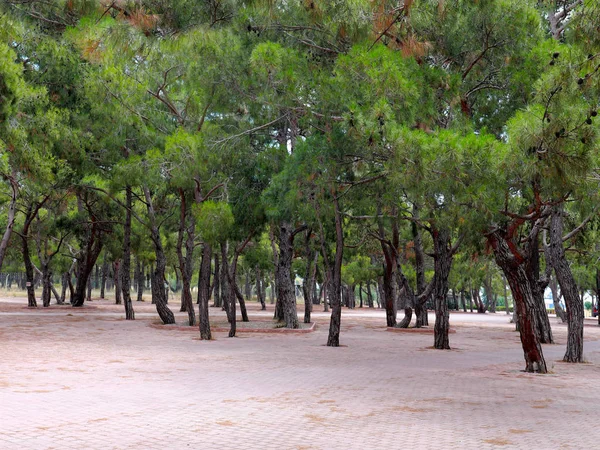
[100,254,108,299]
[484,276,496,313]
[244,271,251,301]
[366,279,374,308]
[198,242,212,340]
[212,253,221,307]
[327,196,343,347]
[176,190,196,326]
[528,242,553,344]
[113,260,122,305]
[303,230,315,323]
[413,206,428,327]
[503,276,511,314]
[432,228,453,350]
[143,186,175,324]
[137,260,144,301]
[41,265,52,307]
[86,274,92,302]
[548,209,584,363]
[549,275,567,323]
[121,187,135,320]
[72,221,104,308]
[276,221,300,329]
[256,268,266,310]
[489,230,547,373]
[22,237,37,307]
[358,283,363,308]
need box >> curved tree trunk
[489,230,547,373]
[143,186,175,324]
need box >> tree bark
[71,218,104,308]
[432,228,453,350]
[303,230,316,323]
[136,260,144,301]
[176,189,195,326]
[100,253,108,299]
[212,253,221,307]
[327,196,343,347]
[121,187,135,320]
[41,264,52,307]
[548,208,584,363]
[198,242,212,340]
[276,221,300,329]
[143,186,175,324]
[413,206,429,327]
[484,275,496,313]
[549,275,566,323]
[113,260,122,305]
[489,229,547,373]
[256,268,266,310]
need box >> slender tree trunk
[327,196,344,347]
[121,187,135,320]
[100,253,108,299]
[212,253,221,307]
[41,265,52,307]
[22,237,37,307]
[85,275,92,302]
[413,206,428,327]
[548,208,584,363]
[366,279,374,308]
[113,260,122,305]
[198,242,212,340]
[137,260,144,301]
[303,230,315,324]
[528,242,553,344]
[176,192,196,326]
[358,283,363,308]
[256,268,266,311]
[484,276,496,313]
[233,281,249,322]
[244,271,251,301]
[433,228,453,350]
[549,276,566,323]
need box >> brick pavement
[1,296,600,449]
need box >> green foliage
[194,201,234,245]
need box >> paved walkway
[1,296,600,449]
